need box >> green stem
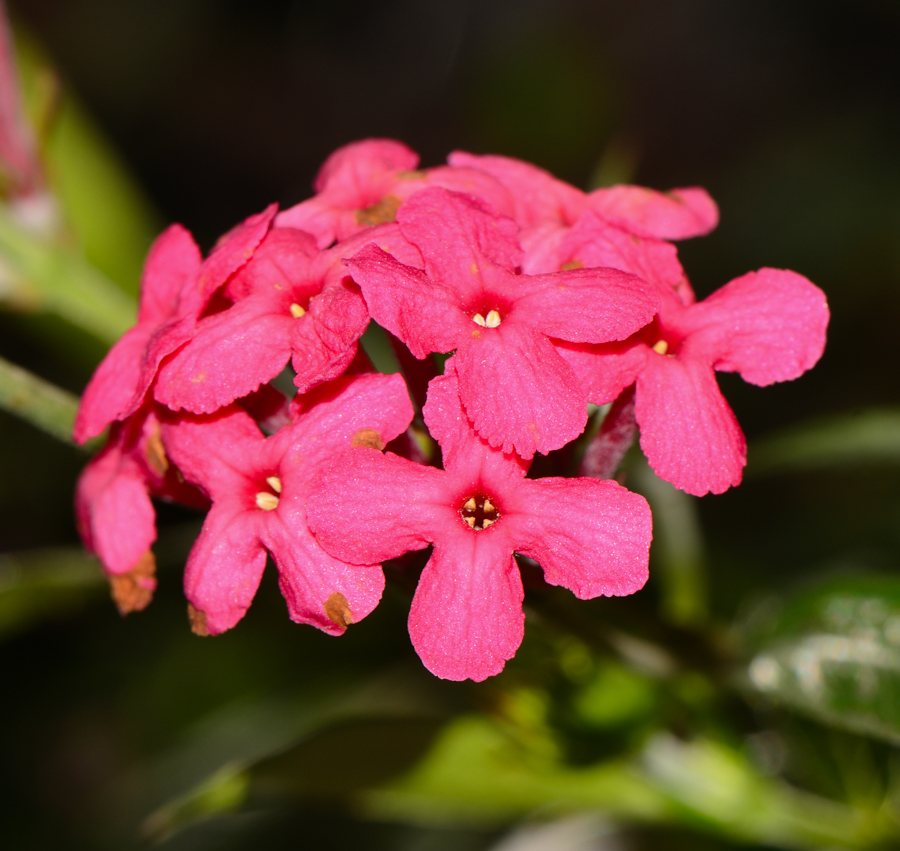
[0,353,88,448]
[0,205,136,344]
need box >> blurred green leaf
[14,31,162,295]
[630,457,708,627]
[0,203,136,343]
[363,716,884,848]
[128,670,451,842]
[750,409,900,475]
[573,662,657,728]
[745,575,900,746]
[0,546,105,637]
[43,96,162,294]
[0,353,89,446]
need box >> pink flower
[73,224,201,443]
[152,224,417,414]
[448,150,719,238]
[276,138,513,248]
[562,269,830,495]
[159,372,414,636]
[75,403,207,613]
[345,186,659,458]
[308,364,652,681]
[525,209,696,306]
[73,206,277,442]
[447,152,718,278]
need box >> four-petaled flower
[346,186,660,458]
[560,269,829,495]
[308,364,652,681]
[159,372,414,635]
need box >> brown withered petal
[145,426,169,476]
[354,194,401,227]
[109,551,156,615]
[324,592,353,628]
[187,603,210,636]
[351,428,384,451]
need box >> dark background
[3,1,900,848]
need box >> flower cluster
[74,139,829,681]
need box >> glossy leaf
[745,574,900,745]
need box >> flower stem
[0,353,88,448]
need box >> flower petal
[283,371,415,473]
[291,281,369,394]
[137,224,202,325]
[556,210,688,292]
[395,186,522,282]
[224,226,319,302]
[75,429,156,575]
[587,185,719,240]
[345,244,467,357]
[510,477,651,598]
[510,266,658,343]
[679,268,829,386]
[73,324,152,443]
[183,505,267,635]
[191,204,278,309]
[555,339,647,405]
[308,448,450,565]
[447,151,585,227]
[262,512,385,635]
[635,353,746,496]
[160,405,266,500]
[155,295,294,414]
[422,363,530,483]
[455,323,587,458]
[312,138,419,195]
[408,530,524,682]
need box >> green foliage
[751,409,900,475]
[744,575,900,746]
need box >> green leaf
[128,670,450,842]
[13,31,162,294]
[750,409,900,475]
[745,574,900,745]
[43,96,162,295]
[363,716,883,848]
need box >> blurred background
[3,1,900,848]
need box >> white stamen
[255,492,280,511]
[463,497,477,511]
[290,303,306,318]
[481,517,496,528]
[266,476,283,493]
[652,340,669,355]
[483,498,495,513]
[472,313,486,327]
[464,516,476,528]
[485,310,501,328]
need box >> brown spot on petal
[188,604,210,636]
[560,259,583,271]
[396,170,427,180]
[145,427,169,476]
[109,551,156,615]
[355,194,401,226]
[325,592,353,629]
[351,428,384,450]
